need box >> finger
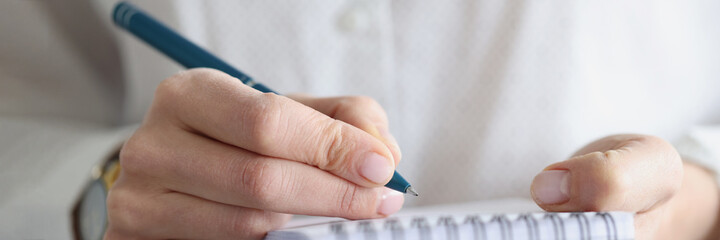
[151,68,396,187]
[288,94,402,165]
[530,134,683,213]
[106,179,290,240]
[121,125,404,218]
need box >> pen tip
[406,186,419,196]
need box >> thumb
[530,135,683,213]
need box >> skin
[531,135,720,240]
[106,68,720,239]
[105,69,403,239]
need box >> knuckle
[106,185,146,234]
[155,72,192,103]
[596,169,632,208]
[245,93,286,151]
[119,130,164,177]
[318,120,354,171]
[581,151,633,210]
[643,135,683,161]
[630,135,684,194]
[345,96,380,109]
[118,135,148,176]
[230,211,283,238]
[271,213,293,229]
[334,184,374,218]
[337,183,362,216]
[229,213,254,235]
[239,160,284,207]
[154,68,229,107]
[341,96,387,118]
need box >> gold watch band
[72,151,122,240]
[100,160,121,190]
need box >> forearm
[662,161,720,240]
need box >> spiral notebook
[266,199,635,240]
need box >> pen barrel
[385,171,411,193]
[112,2,275,93]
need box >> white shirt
[2,0,720,238]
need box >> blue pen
[112,2,418,196]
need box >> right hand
[105,68,404,239]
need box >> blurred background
[2,0,720,238]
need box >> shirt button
[338,7,370,33]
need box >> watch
[72,153,121,240]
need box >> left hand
[530,134,707,240]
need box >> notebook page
[266,211,634,240]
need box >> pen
[112,2,418,196]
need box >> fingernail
[532,170,570,205]
[360,152,394,184]
[377,188,404,215]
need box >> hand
[531,134,720,240]
[105,68,404,239]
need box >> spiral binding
[326,212,622,240]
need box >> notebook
[265,199,634,240]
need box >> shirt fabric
[1,0,720,238]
